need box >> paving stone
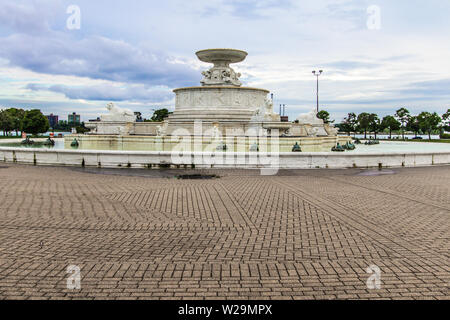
[0,164,448,299]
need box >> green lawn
[365,138,450,144]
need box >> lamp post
[312,70,323,114]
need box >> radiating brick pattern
[0,164,448,299]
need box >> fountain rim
[2,145,450,157]
[173,86,269,93]
[195,48,248,64]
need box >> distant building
[46,114,59,128]
[68,112,81,125]
[280,116,289,122]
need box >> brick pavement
[0,164,448,299]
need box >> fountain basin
[1,140,449,170]
[59,134,348,152]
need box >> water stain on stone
[357,169,396,176]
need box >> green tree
[6,108,25,136]
[381,115,401,139]
[417,112,441,140]
[316,110,333,124]
[341,112,357,137]
[75,125,90,134]
[21,109,50,136]
[368,113,380,139]
[55,120,70,132]
[53,120,88,133]
[0,109,14,136]
[150,108,170,122]
[406,116,421,138]
[395,107,410,139]
[442,109,450,131]
[338,122,351,136]
[357,112,371,139]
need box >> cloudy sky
[0,0,449,121]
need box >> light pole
[312,70,323,114]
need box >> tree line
[2,106,449,139]
[333,108,450,140]
[0,108,49,136]
[0,107,90,136]
[0,105,172,136]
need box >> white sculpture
[212,125,220,139]
[251,98,280,122]
[307,127,320,137]
[264,98,273,115]
[156,125,163,136]
[263,98,280,121]
[324,123,339,136]
[251,105,264,122]
[295,109,331,136]
[156,121,168,136]
[296,109,324,125]
[101,102,135,122]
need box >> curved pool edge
[1,146,450,169]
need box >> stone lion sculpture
[264,98,274,116]
[296,109,324,125]
[101,102,136,122]
[251,98,281,122]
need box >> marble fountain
[2,49,449,170]
[78,48,348,153]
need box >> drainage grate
[176,174,219,180]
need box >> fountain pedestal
[166,48,283,135]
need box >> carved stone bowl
[196,49,248,65]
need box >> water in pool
[1,139,450,153]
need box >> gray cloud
[26,83,174,102]
[398,79,450,97]
[0,1,56,34]
[222,0,294,19]
[0,1,200,88]
[322,60,381,70]
[0,33,200,87]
